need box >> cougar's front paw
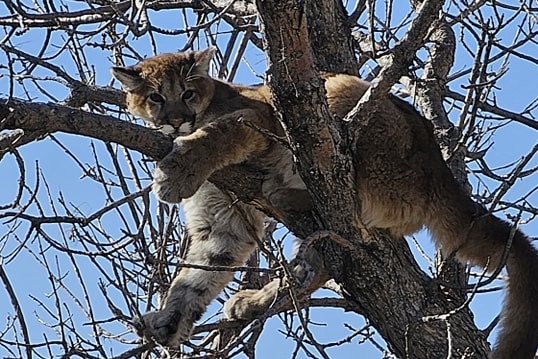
[153,141,207,203]
[135,309,195,347]
[153,165,198,203]
[223,289,270,320]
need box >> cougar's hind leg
[138,181,264,346]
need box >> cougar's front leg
[138,182,264,346]
[154,109,272,203]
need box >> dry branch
[1,0,537,357]
[1,99,172,159]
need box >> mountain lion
[111,47,538,358]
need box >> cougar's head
[111,47,216,135]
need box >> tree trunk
[253,0,491,357]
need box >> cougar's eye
[182,90,195,101]
[149,93,165,103]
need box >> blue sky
[1,1,537,358]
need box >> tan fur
[111,48,538,358]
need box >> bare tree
[1,0,537,358]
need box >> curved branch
[0,264,32,359]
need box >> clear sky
[0,2,537,358]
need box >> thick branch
[305,1,358,74]
[1,99,172,159]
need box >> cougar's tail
[489,227,538,359]
[429,191,538,359]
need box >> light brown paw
[153,139,209,202]
[223,289,275,320]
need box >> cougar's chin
[158,124,176,135]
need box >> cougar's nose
[166,115,195,134]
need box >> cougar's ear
[193,47,216,75]
[110,66,143,91]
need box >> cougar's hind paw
[223,289,272,320]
